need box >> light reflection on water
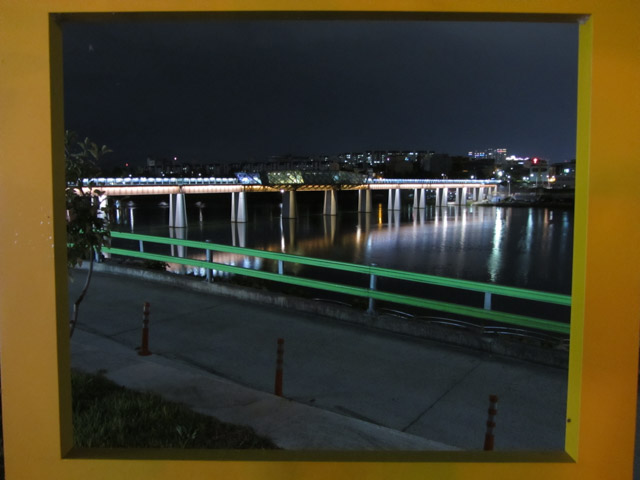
[488,208,504,283]
[113,199,573,294]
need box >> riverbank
[475,188,575,209]
[475,199,574,208]
[69,270,568,451]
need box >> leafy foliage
[66,131,113,336]
[65,130,111,184]
[66,192,109,267]
[65,130,112,267]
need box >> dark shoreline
[475,200,574,209]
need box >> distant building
[468,148,507,164]
[549,160,576,189]
[505,154,530,163]
[422,153,452,177]
[145,157,162,175]
[527,157,550,186]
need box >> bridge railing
[104,231,570,335]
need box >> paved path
[69,270,568,451]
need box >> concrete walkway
[69,269,568,451]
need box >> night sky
[62,18,579,169]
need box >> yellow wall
[0,1,638,479]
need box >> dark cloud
[63,19,578,167]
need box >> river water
[112,192,573,296]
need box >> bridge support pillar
[419,189,426,209]
[460,187,468,206]
[441,187,449,207]
[114,199,122,224]
[97,194,108,222]
[169,194,174,227]
[323,215,337,243]
[231,222,246,247]
[169,226,187,274]
[169,193,188,228]
[323,189,338,216]
[357,210,371,237]
[231,191,247,223]
[282,190,297,219]
[175,193,187,228]
[358,189,371,213]
[393,188,401,211]
[281,218,296,248]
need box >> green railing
[104,231,571,334]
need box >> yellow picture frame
[1,1,638,479]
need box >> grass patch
[71,370,279,449]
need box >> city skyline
[63,18,579,168]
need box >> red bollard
[483,394,499,450]
[274,338,284,396]
[138,302,152,356]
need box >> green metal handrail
[104,231,571,334]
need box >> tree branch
[69,253,95,338]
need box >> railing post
[139,240,144,253]
[278,260,284,275]
[367,263,377,315]
[484,292,492,310]
[205,239,212,282]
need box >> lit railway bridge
[78,171,499,228]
